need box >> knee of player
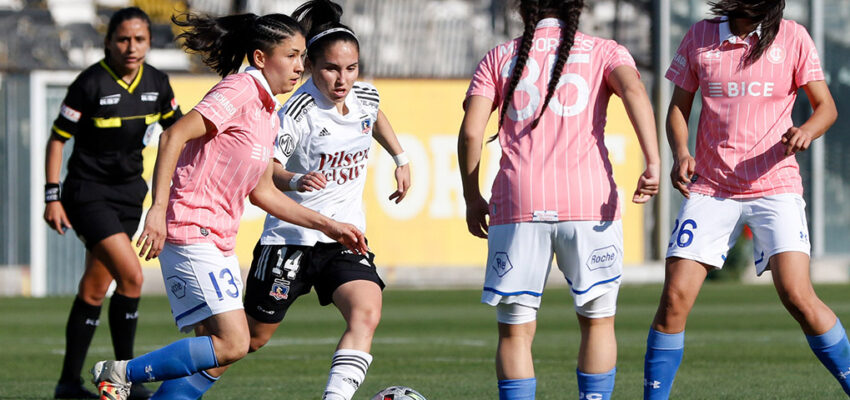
[248,335,270,353]
[216,336,250,365]
[115,269,144,292]
[349,306,382,333]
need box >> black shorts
[61,178,147,250]
[244,241,385,324]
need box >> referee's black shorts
[244,241,385,324]
[61,178,147,250]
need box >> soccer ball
[371,386,427,400]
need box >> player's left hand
[633,163,660,204]
[389,164,410,203]
[136,205,167,260]
[464,196,489,239]
[782,126,814,156]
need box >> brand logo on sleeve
[141,92,159,102]
[60,103,81,122]
[99,94,121,105]
[278,133,295,157]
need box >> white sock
[321,349,372,400]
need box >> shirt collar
[536,18,565,29]
[245,66,281,110]
[718,16,762,46]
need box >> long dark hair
[709,0,785,67]
[291,0,359,64]
[172,12,304,77]
[104,7,151,59]
[495,0,585,140]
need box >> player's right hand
[136,205,167,260]
[324,221,368,255]
[296,171,327,192]
[671,154,695,198]
[465,196,489,239]
[43,201,72,235]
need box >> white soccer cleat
[91,360,131,400]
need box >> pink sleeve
[465,47,500,108]
[193,74,252,133]
[793,24,825,87]
[603,42,639,80]
[665,25,699,92]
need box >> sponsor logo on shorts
[269,278,290,300]
[141,92,159,102]
[800,231,809,243]
[167,276,187,299]
[587,246,618,271]
[256,305,275,315]
[100,94,121,105]
[491,252,513,277]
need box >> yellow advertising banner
[141,77,647,269]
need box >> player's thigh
[552,220,622,315]
[159,242,243,333]
[243,242,314,324]
[666,193,744,269]
[313,242,384,307]
[483,223,554,309]
[745,194,811,275]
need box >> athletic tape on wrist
[289,173,304,191]
[392,152,409,167]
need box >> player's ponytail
[104,7,151,60]
[292,0,359,64]
[493,0,542,142]
[173,12,303,77]
[532,0,584,130]
[709,0,785,67]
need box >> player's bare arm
[666,86,697,198]
[43,137,72,234]
[608,65,661,204]
[137,110,208,260]
[782,79,837,155]
[250,161,367,255]
[373,109,410,203]
[271,161,327,193]
[458,95,492,239]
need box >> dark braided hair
[172,12,304,77]
[709,0,785,67]
[104,7,151,60]
[291,0,359,65]
[493,0,585,141]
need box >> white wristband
[289,173,304,191]
[392,152,409,167]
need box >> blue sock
[151,371,219,400]
[498,378,536,400]
[577,367,616,400]
[806,319,850,395]
[126,337,218,382]
[643,329,684,400]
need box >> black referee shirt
[52,60,183,183]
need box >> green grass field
[2,283,849,399]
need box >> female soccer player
[643,1,849,398]
[159,2,410,399]
[89,12,367,400]
[459,1,660,399]
[46,7,179,399]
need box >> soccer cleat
[127,383,153,400]
[54,379,98,399]
[91,360,130,400]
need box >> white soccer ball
[371,385,427,400]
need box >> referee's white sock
[321,349,372,400]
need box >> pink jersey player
[91,13,367,400]
[645,2,847,399]
[458,1,660,399]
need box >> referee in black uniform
[44,7,182,399]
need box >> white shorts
[666,193,810,275]
[160,242,244,333]
[483,221,623,317]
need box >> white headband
[307,27,358,47]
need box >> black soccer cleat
[128,382,153,400]
[54,379,99,399]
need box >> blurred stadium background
[1,0,849,297]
